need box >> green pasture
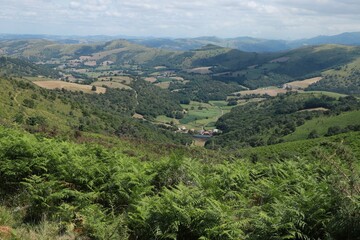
[284,110,360,141]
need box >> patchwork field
[144,77,157,83]
[234,77,326,97]
[186,66,213,74]
[155,82,171,89]
[155,101,235,130]
[236,87,287,96]
[25,76,55,82]
[284,77,322,89]
[92,81,132,90]
[33,81,106,94]
[303,91,348,99]
[98,76,134,85]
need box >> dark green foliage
[0,76,192,146]
[307,65,360,96]
[170,74,245,102]
[1,126,359,239]
[209,93,360,149]
[227,100,238,106]
[0,56,59,78]
[22,98,35,108]
[308,130,320,139]
[131,78,183,118]
[26,116,46,126]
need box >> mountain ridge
[2,32,360,52]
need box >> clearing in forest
[33,81,106,94]
[237,87,287,97]
[284,77,322,89]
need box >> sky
[0,0,360,39]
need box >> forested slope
[0,75,191,145]
[208,92,360,149]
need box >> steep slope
[0,56,59,78]
[207,44,360,90]
[0,124,359,239]
[0,75,191,145]
[307,57,360,95]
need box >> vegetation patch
[92,81,132,90]
[34,80,106,94]
[284,76,322,89]
[235,86,287,97]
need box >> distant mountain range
[130,32,360,52]
[2,32,359,52]
[0,32,360,52]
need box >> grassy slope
[155,101,234,130]
[209,92,360,149]
[284,110,360,141]
[307,57,360,95]
[0,77,83,131]
[239,131,360,161]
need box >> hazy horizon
[1,0,360,40]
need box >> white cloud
[0,0,360,39]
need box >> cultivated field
[284,77,322,89]
[92,81,132,90]
[186,67,213,74]
[144,77,157,83]
[33,81,106,94]
[236,87,287,97]
[155,82,171,89]
[98,76,134,85]
[303,91,348,99]
[155,101,235,131]
[234,77,323,97]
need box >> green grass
[155,115,179,125]
[302,91,347,99]
[156,77,173,83]
[284,110,360,142]
[0,77,83,132]
[154,101,235,130]
[239,131,360,161]
[24,76,55,82]
[178,101,234,130]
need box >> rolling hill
[0,72,191,146]
[0,36,360,240]
[1,39,360,96]
[130,32,360,52]
[207,92,360,149]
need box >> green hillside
[0,75,192,145]
[208,92,360,149]
[307,57,360,95]
[0,44,360,240]
[284,110,360,141]
[0,56,59,78]
[1,40,360,96]
[0,124,359,239]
